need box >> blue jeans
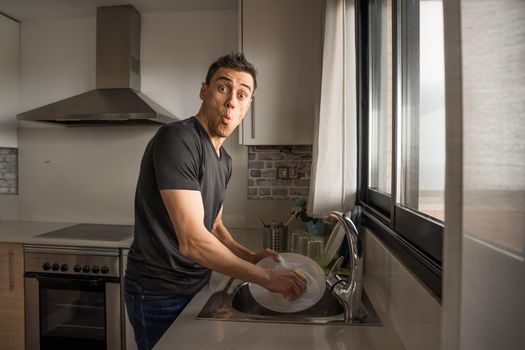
[124,273,193,350]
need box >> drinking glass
[288,230,303,253]
[307,238,324,265]
[298,235,311,256]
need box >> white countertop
[0,220,134,248]
[1,222,407,349]
[154,273,406,350]
[154,229,407,350]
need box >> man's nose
[225,94,236,109]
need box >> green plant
[292,199,322,224]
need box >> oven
[24,245,122,350]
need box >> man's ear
[199,83,207,100]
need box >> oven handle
[25,273,118,292]
[25,272,120,284]
[35,274,105,288]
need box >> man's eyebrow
[216,76,253,92]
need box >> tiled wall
[0,148,18,194]
[247,145,312,200]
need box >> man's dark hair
[205,53,257,90]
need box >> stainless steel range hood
[17,5,176,126]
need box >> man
[125,53,307,350]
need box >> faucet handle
[326,256,345,289]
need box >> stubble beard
[209,117,231,138]
[199,101,239,139]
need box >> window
[397,0,445,222]
[368,0,393,196]
[357,0,445,299]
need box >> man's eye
[239,92,248,100]
[218,86,227,93]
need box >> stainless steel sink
[197,278,381,326]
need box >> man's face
[199,67,254,139]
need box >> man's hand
[251,249,280,264]
[251,250,308,300]
[262,269,308,300]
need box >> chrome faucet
[326,211,364,322]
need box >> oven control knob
[91,266,100,273]
[82,265,91,273]
[60,264,68,272]
[42,263,51,271]
[74,264,81,273]
[101,266,109,274]
[52,263,60,271]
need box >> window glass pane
[368,0,393,194]
[397,0,445,221]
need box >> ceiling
[0,0,238,22]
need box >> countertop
[0,222,407,349]
[154,230,407,350]
[0,220,134,248]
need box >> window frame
[356,0,444,301]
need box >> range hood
[17,5,175,126]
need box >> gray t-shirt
[127,117,232,295]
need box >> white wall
[0,14,20,220]
[0,195,18,220]
[18,16,95,113]
[459,1,525,349]
[16,10,295,228]
[0,14,19,148]
[442,1,525,349]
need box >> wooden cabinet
[0,243,24,350]
[239,0,323,145]
[0,14,19,147]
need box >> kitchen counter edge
[154,272,407,350]
[0,220,133,248]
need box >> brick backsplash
[0,148,18,194]
[247,145,312,200]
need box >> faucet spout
[326,211,364,322]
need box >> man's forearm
[161,190,268,285]
[180,225,268,285]
[213,224,257,263]
[161,189,305,299]
[181,226,306,300]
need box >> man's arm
[212,206,277,264]
[160,189,305,299]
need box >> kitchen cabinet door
[0,243,24,350]
[240,0,323,145]
[0,14,19,147]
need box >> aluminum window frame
[356,0,444,300]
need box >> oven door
[25,274,121,350]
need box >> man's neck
[195,114,224,155]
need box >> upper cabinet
[239,0,323,145]
[0,14,19,148]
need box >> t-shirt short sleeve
[151,125,202,191]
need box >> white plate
[322,222,345,266]
[249,253,325,313]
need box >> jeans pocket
[142,295,192,322]
[124,291,136,326]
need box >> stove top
[36,223,134,241]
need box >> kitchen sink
[197,278,381,326]
[232,283,344,318]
